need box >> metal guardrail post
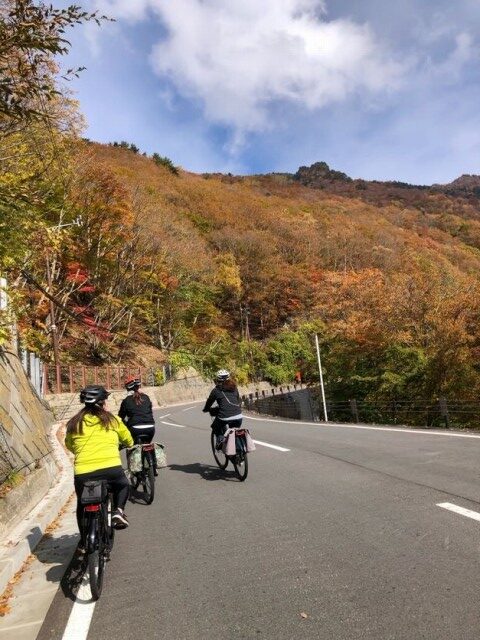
[350,398,359,423]
[439,398,450,428]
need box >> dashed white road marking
[158,413,171,419]
[61,572,95,640]
[161,420,186,428]
[437,502,480,522]
[252,439,290,452]
[182,407,195,412]
[245,415,480,439]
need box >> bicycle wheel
[143,464,155,505]
[88,521,105,600]
[130,472,140,490]
[211,430,228,469]
[233,452,248,482]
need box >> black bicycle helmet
[79,385,110,405]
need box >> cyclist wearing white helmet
[203,370,243,449]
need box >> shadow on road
[129,485,152,504]
[56,551,85,602]
[28,531,83,602]
[168,462,237,481]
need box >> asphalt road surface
[38,403,480,639]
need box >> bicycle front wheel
[211,430,228,469]
[233,452,248,482]
[143,465,155,504]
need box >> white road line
[157,413,171,419]
[252,439,290,452]
[437,502,480,522]
[61,573,95,640]
[245,414,480,439]
[182,407,195,412]
[161,420,186,428]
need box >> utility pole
[315,334,328,422]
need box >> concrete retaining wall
[0,344,59,540]
[46,377,280,420]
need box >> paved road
[38,404,480,639]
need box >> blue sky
[58,0,480,183]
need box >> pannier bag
[154,443,167,469]
[128,445,143,473]
[224,429,256,456]
[128,443,167,472]
[81,480,107,504]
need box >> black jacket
[118,393,154,427]
[203,385,243,420]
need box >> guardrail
[243,386,480,429]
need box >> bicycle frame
[82,490,112,554]
[211,425,250,481]
[129,441,156,504]
[140,442,156,469]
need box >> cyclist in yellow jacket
[65,385,133,545]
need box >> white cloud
[95,0,404,139]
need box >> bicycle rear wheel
[211,430,228,469]
[233,452,248,481]
[130,472,140,490]
[87,519,105,600]
[143,464,155,504]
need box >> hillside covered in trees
[1,1,479,404]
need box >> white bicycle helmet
[215,369,230,382]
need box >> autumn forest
[1,1,480,405]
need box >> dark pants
[74,465,129,538]
[129,426,156,444]
[211,417,242,436]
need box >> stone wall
[0,344,58,536]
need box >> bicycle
[211,427,249,482]
[128,434,156,504]
[80,480,115,601]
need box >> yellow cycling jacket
[65,413,134,475]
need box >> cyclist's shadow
[129,484,153,504]
[168,463,237,481]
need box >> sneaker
[215,436,224,451]
[76,543,86,555]
[112,508,129,529]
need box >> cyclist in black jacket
[203,369,243,449]
[118,377,156,444]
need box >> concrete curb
[0,421,73,596]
